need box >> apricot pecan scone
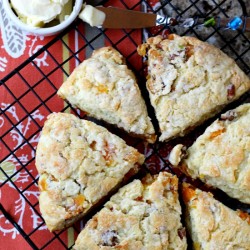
[74,172,187,250]
[35,113,144,231]
[169,103,250,204]
[57,47,156,143]
[138,34,250,142]
[182,183,250,250]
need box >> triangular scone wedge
[74,172,187,250]
[182,183,250,250]
[35,113,145,231]
[169,103,250,204]
[57,47,156,143]
[138,34,250,142]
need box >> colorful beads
[227,17,242,30]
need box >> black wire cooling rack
[0,0,250,249]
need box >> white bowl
[3,0,84,36]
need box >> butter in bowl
[3,0,83,36]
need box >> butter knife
[96,7,250,32]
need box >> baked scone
[35,113,145,231]
[182,183,250,250]
[74,172,187,250]
[169,103,250,204]
[137,34,250,142]
[57,47,156,143]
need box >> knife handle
[219,16,250,32]
[158,16,250,32]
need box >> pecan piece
[178,227,186,240]
[146,199,152,205]
[220,110,237,121]
[134,196,143,202]
[155,43,163,50]
[227,84,236,100]
[90,141,97,150]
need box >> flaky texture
[74,172,187,250]
[57,47,156,143]
[137,34,250,142]
[35,113,144,231]
[170,103,250,204]
[182,183,250,250]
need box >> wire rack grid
[0,0,250,249]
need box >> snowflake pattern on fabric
[0,103,45,238]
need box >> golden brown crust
[138,34,250,142]
[35,113,144,231]
[74,172,187,250]
[173,103,250,204]
[57,46,156,143]
[182,183,250,250]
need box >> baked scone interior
[74,172,187,250]
[169,103,250,204]
[57,46,156,143]
[138,34,250,142]
[35,112,145,231]
[182,183,250,250]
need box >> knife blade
[96,7,250,32]
[96,7,156,29]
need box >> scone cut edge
[57,46,156,143]
[182,183,250,250]
[74,172,187,250]
[170,103,250,204]
[138,34,250,142]
[35,112,145,231]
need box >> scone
[57,47,156,143]
[35,113,145,231]
[169,103,250,204]
[137,34,250,142]
[74,172,187,250]
[182,183,250,250]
